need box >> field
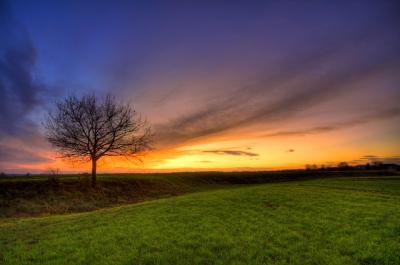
[1,174,399,264]
[0,171,393,218]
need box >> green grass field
[1,171,393,218]
[1,176,399,265]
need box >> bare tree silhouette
[45,94,152,187]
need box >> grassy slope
[1,176,399,265]
[0,171,394,218]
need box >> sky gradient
[0,0,399,173]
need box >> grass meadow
[1,175,399,264]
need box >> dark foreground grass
[1,176,399,265]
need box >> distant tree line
[305,161,400,171]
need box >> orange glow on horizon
[10,117,397,174]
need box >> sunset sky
[0,0,399,173]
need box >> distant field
[1,176,399,265]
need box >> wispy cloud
[263,108,400,138]
[202,150,259,157]
[346,155,400,165]
[0,143,52,165]
[153,31,400,147]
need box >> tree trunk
[91,158,97,188]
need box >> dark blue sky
[1,0,399,172]
[9,1,397,94]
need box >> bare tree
[45,94,152,187]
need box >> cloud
[0,143,52,165]
[0,1,51,171]
[360,155,380,160]
[152,17,400,148]
[0,1,45,137]
[357,155,400,165]
[263,108,400,137]
[202,150,259,157]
